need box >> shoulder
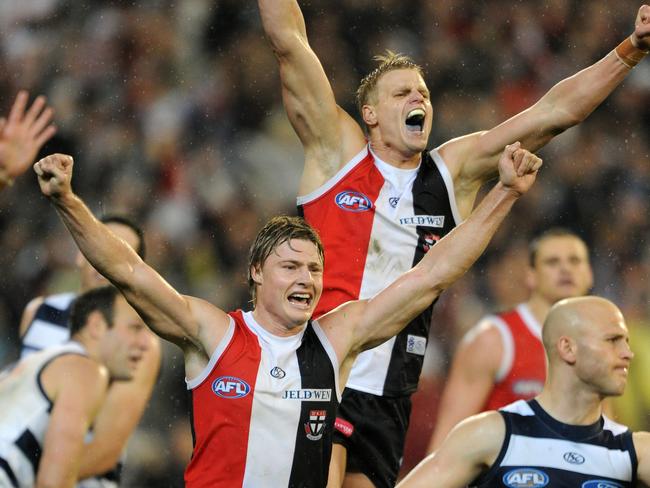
[43,354,109,401]
[447,411,506,465]
[457,316,507,364]
[19,295,47,336]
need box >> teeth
[407,108,425,118]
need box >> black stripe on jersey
[287,323,338,488]
[97,461,123,482]
[188,389,197,449]
[384,151,457,395]
[15,429,42,476]
[34,302,73,328]
[0,457,19,488]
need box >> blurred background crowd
[0,0,649,485]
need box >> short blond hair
[356,51,424,120]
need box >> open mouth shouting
[288,292,313,309]
[405,108,426,133]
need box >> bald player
[398,296,650,487]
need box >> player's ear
[362,104,378,127]
[250,265,263,286]
[557,336,577,365]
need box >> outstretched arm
[34,154,229,372]
[257,0,365,194]
[325,143,540,360]
[397,412,505,488]
[440,5,650,207]
[0,91,56,190]
[428,321,503,452]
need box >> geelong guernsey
[19,293,122,488]
[20,293,76,358]
[483,304,546,410]
[298,145,460,396]
[0,342,87,488]
[473,399,638,487]
[185,310,340,488]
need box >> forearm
[258,0,308,55]
[51,192,140,287]
[539,48,637,131]
[421,182,518,290]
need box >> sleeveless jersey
[0,342,87,488]
[20,292,76,357]
[483,304,546,411]
[185,310,340,488]
[473,399,638,487]
[19,293,122,488]
[298,145,460,396]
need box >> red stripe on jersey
[484,309,546,411]
[300,153,384,318]
[185,310,260,488]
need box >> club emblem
[304,410,327,441]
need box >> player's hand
[498,142,541,196]
[34,153,74,198]
[0,91,56,183]
[632,5,650,51]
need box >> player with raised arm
[257,3,650,486]
[34,142,537,488]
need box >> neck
[251,306,307,337]
[368,139,422,169]
[526,294,554,326]
[536,372,604,425]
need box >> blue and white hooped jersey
[473,399,638,487]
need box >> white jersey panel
[241,312,304,488]
[346,151,420,395]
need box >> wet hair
[69,286,119,336]
[356,50,425,121]
[528,228,588,267]
[247,216,324,304]
[101,214,146,259]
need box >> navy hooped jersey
[298,145,460,396]
[473,400,638,488]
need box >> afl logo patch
[335,191,373,212]
[503,468,549,487]
[582,482,624,488]
[212,376,251,399]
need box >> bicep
[401,413,503,487]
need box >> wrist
[495,181,524,199]
[614,35,649,69]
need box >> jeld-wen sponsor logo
[282,389,332,400]
[399,215,445,227]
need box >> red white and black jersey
[298,145,460,396]
[185,310,340,488]
[482,304,546,411]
